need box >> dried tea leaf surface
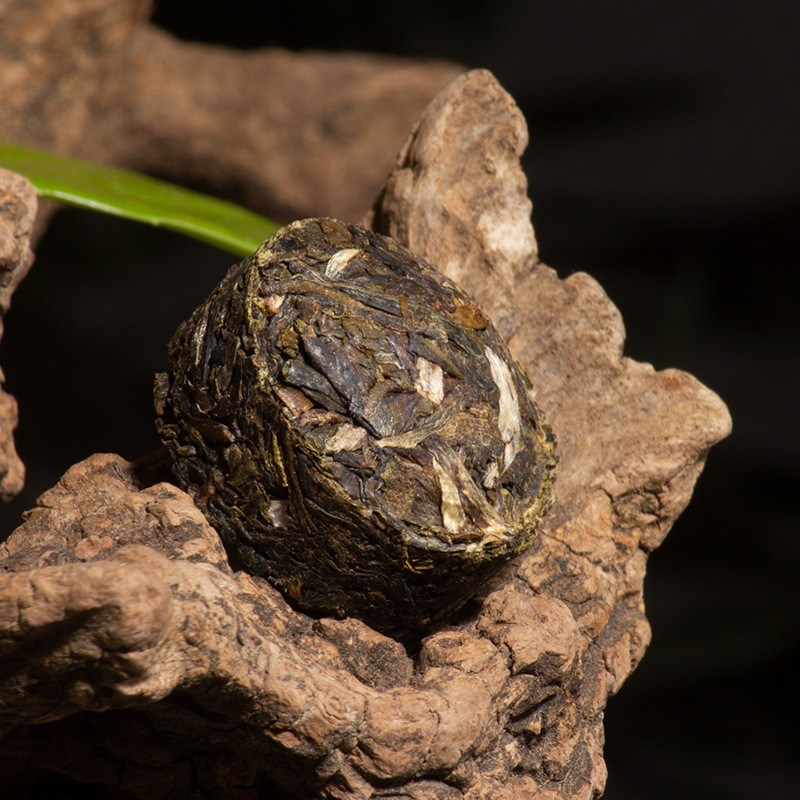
[156,218,556,635]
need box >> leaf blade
[0,142,280,256]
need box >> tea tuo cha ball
[155,218,556,637]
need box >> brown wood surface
[0,5,731,797]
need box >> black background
[1,2,798,797]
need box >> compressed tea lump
[155,217,556,636]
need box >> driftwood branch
[0,0,461,228]
[0,169,33,501]
[0,3,731,797]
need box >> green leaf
[0,142,281,256]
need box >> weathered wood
[0,169,34,500]
[0,0,461,229]
[0,27,731,800]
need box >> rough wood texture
[0,68,730,798]
[0,169,34,501]
[0,0,461,229]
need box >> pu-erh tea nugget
[155,217,556,636]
